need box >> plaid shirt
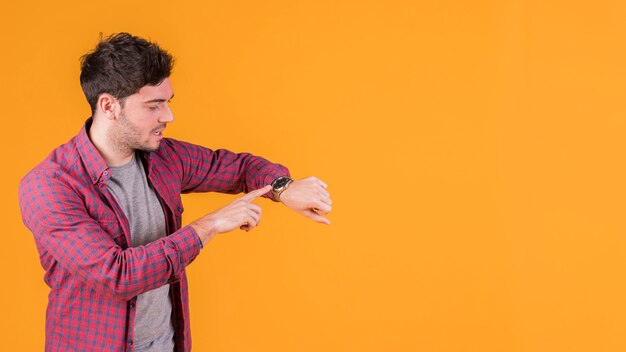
[18,118,289,352]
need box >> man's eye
[148,106,159,111]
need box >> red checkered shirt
[18,118,289,351]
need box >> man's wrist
[271,176,293,202]
[189,219,218,247]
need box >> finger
[247,203,262,216]
[315,178,328,188]
[247,208,261,226]
[239,204,261,232]
[319,196,332,206]
[313,202,332,215]
[313,207,330,215]
[303,209,331,224]
[241,185,272,202]
[312,199,332,212]
[318,187,330,198]
[240,215,259,232]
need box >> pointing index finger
[241,185,272,201]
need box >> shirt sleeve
[163,138,290,201]
[18,170,203,301]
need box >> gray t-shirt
[107,152,175,352]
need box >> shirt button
[103,170,109,176]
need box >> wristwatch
[271,176,293,201]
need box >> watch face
[273,177,289,189]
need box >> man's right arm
[18,170,202,301]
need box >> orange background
[2,0,626,351]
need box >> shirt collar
[75,117,154,184]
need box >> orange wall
[2,0,626,351]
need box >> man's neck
[89,117,134,167]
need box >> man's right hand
[189,185,272,246]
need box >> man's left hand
[279,176,332,224]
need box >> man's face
[111,78,175,153]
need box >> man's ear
[97,94,120,120]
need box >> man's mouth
[152,124,167,138]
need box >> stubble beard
[111,109,160,155]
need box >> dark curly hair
[79,33,174,113]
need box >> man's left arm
[165,138,332,224]
[165,138,286,198]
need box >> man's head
[80,33,175,153]
[80,33,174,114]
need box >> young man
[18,33,332,352]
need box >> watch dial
[274,177,288,189]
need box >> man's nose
[159,103,174,123]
